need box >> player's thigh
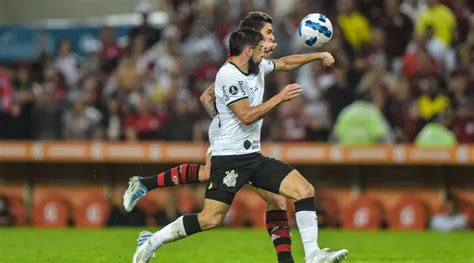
[205,147,212,168]
[247,185,287,211]
[279,169,314,201]
[250,156,293,194]
[205,153,259,206]
[198,198,230,230]
[198,148,212,182]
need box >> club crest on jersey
[223,170,238,187]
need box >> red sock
[266,210,294,263]
[139,164,201,190]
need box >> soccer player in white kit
[125,12,336,263]
[132,27,348,263]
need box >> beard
[248,58,260,75]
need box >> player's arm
[229,83,302,125]
[199,83,217,118]
[271,52,335,71]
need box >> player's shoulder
[260,58,275,68]
[217,62,246,79]
[261,58,273,65]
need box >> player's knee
[294,182,314,200]
[198,211,224,230]
[199,165,210,181]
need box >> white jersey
[208,117,220,146]
[210,59,275,156]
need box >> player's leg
[251,187,294,263]
[123,150,212,212]
[279,170,348,263]
[133,198,229,263]
[251,156,347,263]
[198,148,212,181]
[250,157,318,260]
[149,198,229,243]
[140,163,203,188]
[147,149,212,187]
[133,153,252,262]
[278,170,319,259]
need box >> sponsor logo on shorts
[223,170,238,187]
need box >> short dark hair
[238,11,273,32]
[229,27,263,56]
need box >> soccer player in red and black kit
[124,11,336,263]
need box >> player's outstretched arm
[272,51,335,71]
[229,83,302,125]
[199,83,217,118]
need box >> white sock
[295,211,320,258]
[149,216,187,249]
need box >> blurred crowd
[1,0,474,144]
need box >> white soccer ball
[298,13,333,48]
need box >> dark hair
[238,11,273,32]
[229,27,263,56]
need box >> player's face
[260,22,276,58]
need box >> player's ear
[244,45,253,58]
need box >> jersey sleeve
[215,69,248,106]
[261,58,275,75]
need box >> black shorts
[205,152,294,205]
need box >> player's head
[239,11,275,58]
[229,27,264,75]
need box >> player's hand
[319,52,335,67]
[278,83,302,102]
[263,42,277,57]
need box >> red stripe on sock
[273,229,290,237]
[190,164,195,180]
[157,173,165,187]
[189,164,199,182]
[275,244,291,253]
[181,164,188,181]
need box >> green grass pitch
[1,228,473,262]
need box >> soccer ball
[298,13,333,48]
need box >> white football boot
[132,231,156,263]
[307,248,349,263]
[123,176,148,212]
